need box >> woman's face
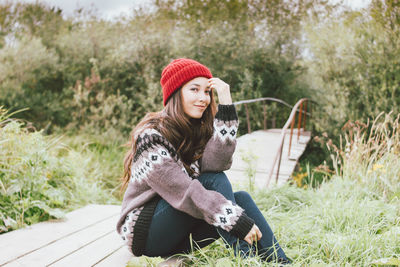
[180,77,211,119]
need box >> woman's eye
[205,90,211,94]
[191,88,198,92]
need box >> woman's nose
[199,91,207,102]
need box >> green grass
[2,106,399,265]
[0,107,122,233]
[59,133,126,200]
[131,177,397,266]
[127,113,400,266]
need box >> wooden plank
[49,229,124,266]
[234,132,309,158]
[228,129,311,188]
[5,215,119,266]
[0,205,120,266]
[93,246,132,266]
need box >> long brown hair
[121,88,217,191]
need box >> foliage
[0,0,323,137]
[128,176,399,266]
[59,133,126,196]
[0,109,118,233]
[1,3,399,265]
[123,112,400,266]
[1,0,399,169]
[304,0,400,138]
[241,149,258,193]
[126,256,164,267]
[0,1,69,49]
[333,112,400,200]
[0,36,68,130]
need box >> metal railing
[233,97,293,133]
[233,97,311,187]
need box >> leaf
[0,225,8,233]
[30,201,63,218]
[3,216,17,228]
[47,208,65,219]
[6,183,21,195]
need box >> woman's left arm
[200,78,238,172]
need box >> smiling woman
[181,77,211,119]
[116,58,291,264]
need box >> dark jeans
[144,172,289,262]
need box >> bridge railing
[233,97,293,134]
[233,97,311,186]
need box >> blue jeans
[144,172,289,262]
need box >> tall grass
[59,133,126,199]
[2,104,399,265]
[128,113,400,266]
[268,113,400,265]
[0,108,119,233]
[341,112,400,200]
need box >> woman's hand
[244,224,262,245]
[208,78,232,105]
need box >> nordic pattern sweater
[116,104,255,256]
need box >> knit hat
[160,58,212,106]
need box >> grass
[134,176,397,266]
[127,112,400,266]
[241,149,258,193]
[2,105,399,265]
[0,107,122,233]
[128,175,399,266]
[59,133,126,200]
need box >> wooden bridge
[227,98,312,189]
[0,98,312,266]
[0,204,129,267]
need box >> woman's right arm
[131,129,254,240]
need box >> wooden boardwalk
[0,205,132,267]
[226,128,311,189]
[0,130,311,267]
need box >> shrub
[0,108,117,233]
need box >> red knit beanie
[160,58,212,106]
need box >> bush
[0,108,117,233]
[304,0,400,137]
[0,37,69,129]
[0,1,311,137]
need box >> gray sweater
[117,104,254,255]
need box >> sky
[1,0,150,20]
[2,0,371,21]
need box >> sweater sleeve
[200,104,238,172]
[131,129,254,239]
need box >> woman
[117,58,290,264]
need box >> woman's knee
[199,172,232,191]
[234,191,253,203]
[213,172,232,188]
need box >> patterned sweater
[116,105,255,256]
